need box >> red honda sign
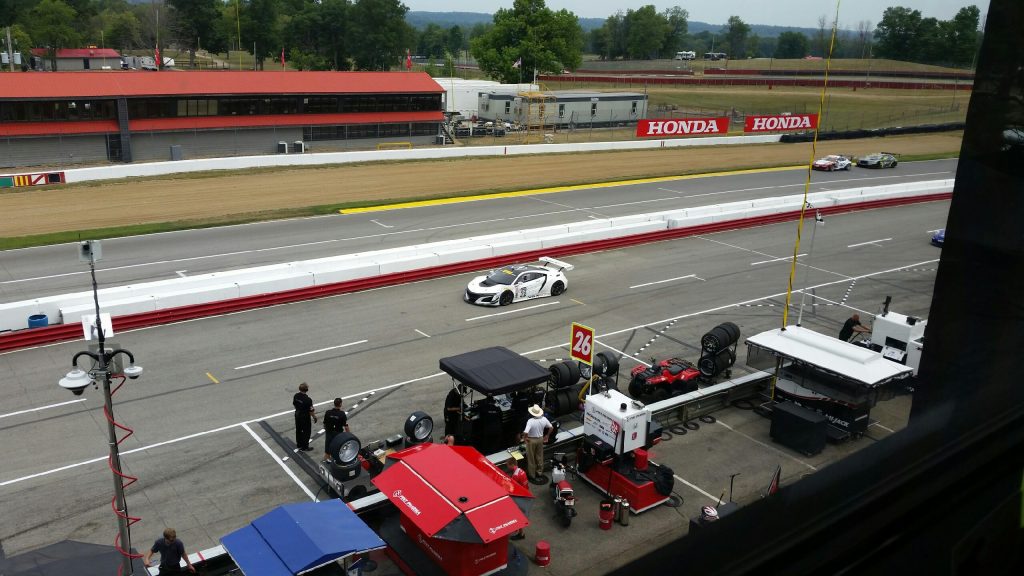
[636,117,729,138]
[744,113,818,132]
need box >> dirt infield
[0,132,962,238]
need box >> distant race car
[464,257,574,306]
[931,229,945,247]
[857,152,898,168]
[812,155,852,171]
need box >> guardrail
[0,183,953,352]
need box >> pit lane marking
[0,399,86,420]
[715,418,816,471]
[415,329,431,338]
[847,238,892,248]
[234,340,368,370]
[242,423,318,501]
[672,474,719,503]
[595,340,649,367]
[630,274,696,289]
[751,254,805,266]
[465,301,560,321]
[370,219,394,228]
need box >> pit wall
[0,179,953,350]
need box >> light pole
[796,207,825,326]
[58,241,144,576]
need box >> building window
[631,101,637,115]
[505,101,511,115]
[591,103,597,116]
[558,104,565,118]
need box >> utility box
[292,140,305,153]
[770,401,826,456]
[169,145,182,161]
[277,141,288,154]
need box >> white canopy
[745,326,913,387]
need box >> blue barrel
[27,314,48,328]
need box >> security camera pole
[59,241,143,576]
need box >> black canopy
[439,347,550,395]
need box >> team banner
[0,171,65,188]
[636,117,729,138]
[744,113,818,133]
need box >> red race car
[628,358,701,398]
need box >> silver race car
[856,152,898,168]
[812,155,852,171]
[464,257,574,306]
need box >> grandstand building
[0,71,445,169]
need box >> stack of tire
[698,322,739,378]
[548,360,583,416]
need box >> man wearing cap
[292,382,317,452]
[322,397,349,461]
[520,405,552,483]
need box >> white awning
[745,326,912,387]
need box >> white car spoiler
[539,256,574,272]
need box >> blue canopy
[221,500,386,576]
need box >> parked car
[464,257,573,306]
[857,152,898,168]
[931,229,945,246]
[812,155,852,171]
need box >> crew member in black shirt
[322,397,349,461]
[292,382,317,451]
[838,313,871,342]
[444,384,467,439]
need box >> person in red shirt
[505,457,529,540]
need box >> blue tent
[221,500,385,576]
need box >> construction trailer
[476,90,648,130]
[432,77,538,120]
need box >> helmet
[700,506,719,521]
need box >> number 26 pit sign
[571,322,595,365]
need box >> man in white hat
[519,404,552,483]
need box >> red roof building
[0,71,445,168]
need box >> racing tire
[891,161,897,168]
[404,411,434,443]
[595,351,619,378]
[330,459,362,482]
[628,377,645,399]
[550,362,573,389]
[564,360,581,384]
[499,291,514,306]
[845,164,851,171]
[329,432,362,465]
[559,506,573,528]
[550,281,565,296]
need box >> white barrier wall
[60,135,783,185]
[0,180,952,332]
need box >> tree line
[0,0,982,75]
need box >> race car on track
[856,152,898,168]
[464,257,574,306]
[812,155,852,171]
[931,229,945,247]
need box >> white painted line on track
[847,238,892,248]
[697,236,853,280]
[595,340,650,367]
[370,219,394,229]
[716,419,817,471]
[870,421,896,433]
[0,398,86,420]
[629,274,696,289]
[175,270,188,277]
[465,301,560,321]
[414,329,431,338]
[234,340,368,370]
[242,423,318,501]
[673,474,719,503]
[752,254,805,266]
[926,228,942,233]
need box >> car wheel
[564,360,581,384]
[628,377,645,398]
[891,161,897,168]
[550,281,565,296]
[499,291,514,306]
[845,164,851,170]
[595,351,619,378]
[404,411,433,443]
[550,362,573,388]
[329,432,361,464]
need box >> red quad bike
[628,358,701,398]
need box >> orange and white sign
[636,117,729,138]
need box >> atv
[628,358,701,398]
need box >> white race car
[464,257,574,306]
[812,155,852,171]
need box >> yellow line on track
[339,165,804,214]
[206,372,220,384]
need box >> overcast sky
[400,1,983,29]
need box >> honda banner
[744,113,818,133]
[636,117,729,138]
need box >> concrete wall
[131,127,305,162]
[0,135,109,169]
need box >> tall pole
[5,27,14,72]
[796,210,821,327]
[89,258,133,576]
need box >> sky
[400,1,983,29]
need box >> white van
[674,51,696,61]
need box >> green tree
[722,15,749,59]
[623,5,666,59]
[104,10,142,50]
[745,32,760,58]
[873,6,922,60]
[349,0,411,70]
[775,31,808,59]
[241,0,280,70]
[660,6,688,56]
[470,0,582,83]
[167,0,224,68]
[596,12,625,60]
[947,5,980,66]
[446,25,465,55]
[0,0,35,28]
[417,23,446,58]
[29,0,81,70]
